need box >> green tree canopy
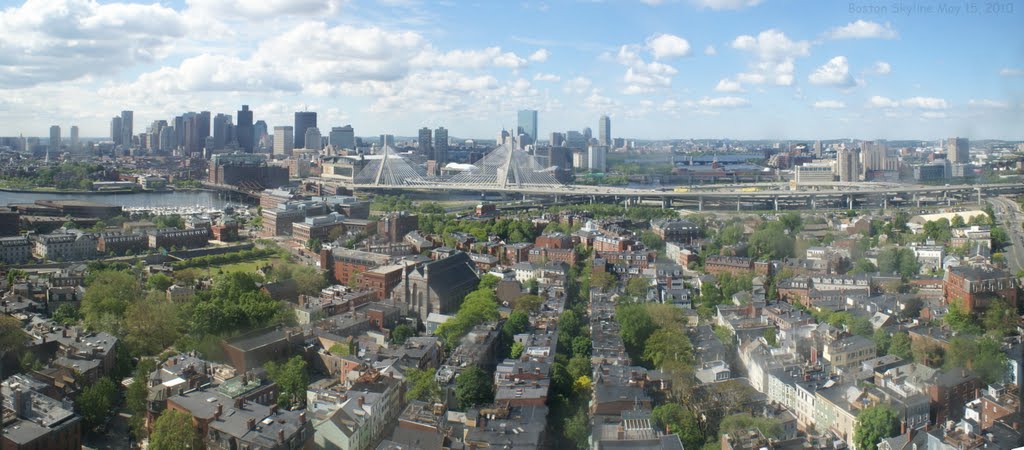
[643,328,694,368]
[81,270,143,335]
[854,405,900,450]
[391,324,415,344]
[877,247,919,278]
[123,291,181,356]
[265,356,309,408]
[76,377,119,431]
[650,403,705,450]
[455,366,494,409]
[150,409,200,450]
[404,368,441,403]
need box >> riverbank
[0,186,179,195]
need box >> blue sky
[0,0,1021,140]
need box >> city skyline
[0,0,1021,140]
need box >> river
[0,190,231,209]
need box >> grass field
[190,257,284,274]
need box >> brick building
[97,232,148,256]
[148,228,209,250]
[535,232,573,249]
[705,255,754,276]
[650,218,701,243]
[378,212,418,243]
[0,236,33,264]
[944,265,1017,313]
[527,247,577,265]
[359,264,408,301]
[394,252,479,324]
[324,248,393,286]
[292,213,345,243]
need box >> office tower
[70,126,79,152]
[860,140,887,174]
[49,126,60,153]
[379,134,395,148]
[294,111,317,149]
[582,127,592,144]
[159,126,174,152]
[565,130,585,148]
[550,132,565,147]
[517,109,538,144]
[237,105,254,152]
[434,127,449,166]
[111,116,123,145]
[598,115,611,146]
[588,145,608,172]
[173,115,185,150]
[120,111,134,148]
[329,125,355,150]
[418,127,432,156]
[183,112,210,155]
[212,114,232,149]
[948,137,969,164]
[147,120,165,150]
[274,126,294,156]
[254,120,268,151]
[813,140,822,158]
[304,127,322,150]
[837,147,861,182]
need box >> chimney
[271,404,278,414]
[357,396,365,408]
[234,398,244,409]
[214,404,222,420]
[278,429,285,443]
[299,412,306,424]
[246,417,255,430]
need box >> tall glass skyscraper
[294,111,317,149]
[517,110,538,144]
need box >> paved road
[989,196,1024,272]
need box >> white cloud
[704,45,717,56]
[413,46,531,70]
[0,0,187,87]
[868,95,949,110]
[563,76,592,94]
[870,61,891,75]
[583,90,616,110]
[813,100,846,109]
[731,29,810,86]
[533,73,560,82]
[689,0,762,10]
[901,96,949,109]
[494,51,528,69]
[528,49,550,62]
[646,33,691,59]
[921,111,947,119]
[808,56,856,88]
[714,79,744,93]
[184,0,343,20]
[694,96,750,108]
[615,44,679,94]
[868,96,899,108]
[999,68,1024,76]
[968,99,1009,109]
[825,20,898,40]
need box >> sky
[0,0,1022,141]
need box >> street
[988,197,1024,273]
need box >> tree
[944,302,981,334]
[146,273,174,292]
[720,413,785,439]
[592,271,617,292]
[526,277,539,295]
[77,378,118,431]
[945,336,1007,385]
[854,405,900,450]
[404,368,441,403]
[872,329,892,356]
[455,366,493,409]
[617,303,656,359]
[265,356,309,408]
[848,316,874,337]
[764,327,778,347]
[899,298,923,319]
[123,291,181,356]
[889,332,912,359]
[877,247,919,278]
[650,403,705,450]
[479,273,501,291]
[391,324,415,344]
[982,299,1016,338]
[850,259,878,274]
[149,409,199,450]
[81,270,143,335]
[643,328,694,368]
[749,222,794,260]
[503,310,530,337]
[911,339,944,367]
[625,277,650,300]
[51,304,81,325]
[512,294,543,313]
[640,231,665,252]
[0,315,27,378]
[564,409,590,448]
[510,341,525,358]
[127,359,158,439]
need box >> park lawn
[200,257,283,274]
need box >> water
[0,190,230,209]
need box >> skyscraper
[273,126,294,156]
[837,147,861,182]
[379,134,395,148]
[517,110,538,145]
[294,112,317,149]
[588,145,608,172]
[813,140,822,158]
[948,137,969,164]
[159,126,174,152]
[213,114,232,149]
[70,126,79,152]
[49,125,60,154]
[111,116,123,145]
[120,111,134,149]
[434,127,449,166]
[550,132,565,147]
[418,127,432,156]
[329,125,355,150]
[237,105,254,153]
[598,115,611,146]
[860,140,887,174]
[304,127,322,150]
[582,127,593,144]
[254,120,269,151]
[173,115,185,151]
